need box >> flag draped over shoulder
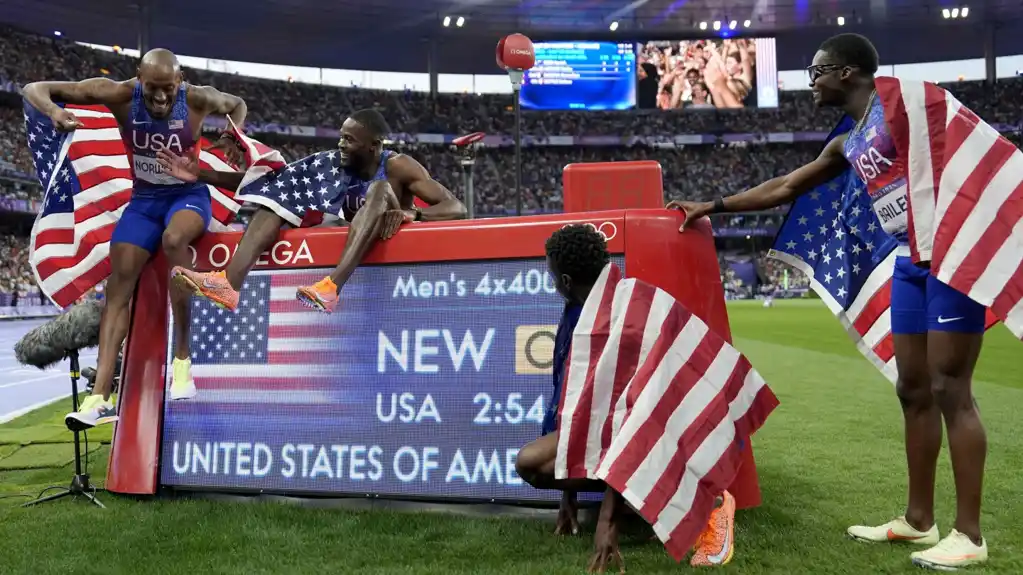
[767,77,1006,384]
[553,263,779,561]
[24,101,246,307]
[767,116,905,382]
[876,77,1023,340]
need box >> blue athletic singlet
[842,93,910,245]
[123,82,201,198]
[338,150,395,221]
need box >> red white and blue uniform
[110,82,212,253]
[843,94,984,334]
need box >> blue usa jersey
[123,82,200,198]
[338,150,395,221]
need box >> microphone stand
[22,349,105,508]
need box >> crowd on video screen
[637,39,756,110]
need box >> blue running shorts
[110,185,212,253]
[890,255,986,334]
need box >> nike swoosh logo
[202,278,222,289]
[132,120,150,125]
[706,527,731,564]
[937,316,963,324]
[887,528,925,540]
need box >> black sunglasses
[806,64,855,83]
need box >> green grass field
[2,300,1021,574]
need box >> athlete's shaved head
[136,48,183,119]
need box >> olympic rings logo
[563,221,618,242]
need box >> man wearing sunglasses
[666,33,993,571]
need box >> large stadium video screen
[519,41,636,111]
[635,37,779,109]
[159,256,622,502]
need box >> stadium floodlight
[942,8,951,18]
[53,30,62,36]
[443,16,451,26]
[729,20,737,29]
[699,21,707,30]
[743,19,751,27]
[837,16,845,26]
[713,20,721,30]
[456,16,465,27]
[962,6,969,17]
[951,8,960,18]
[609,21,619,31]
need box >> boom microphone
[14,300,104,369]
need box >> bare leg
[225,207,285,290]
[892,333,942,532]
[91,243,152,399]
[515,432,604,493]
[928,330,986,544]
[161,210,208,360]
[327,181,399,292]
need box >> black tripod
[22,350,105,508]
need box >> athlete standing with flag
[23,48,248,430]
[669,33,996,570]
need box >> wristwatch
[413,206,423,221]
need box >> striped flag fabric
[24,101,244,307]
[553,262,779,561]
[876,77,1023,340]
[183,268,338,405]
[768,78,1009,385]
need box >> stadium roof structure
[2,0,1021,73]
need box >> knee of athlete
[515,450,541,486]
[930,371,975,415]
[161,228,190,254]
[895,373,933,410]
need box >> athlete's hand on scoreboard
[380,209,415,240]
[665,200,710,232]
[156,149,200,183]
[50,109,84,132]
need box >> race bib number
[133,155,184,186]
[871,182,909,236]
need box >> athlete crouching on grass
[515,224,736,572]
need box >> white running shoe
[910,529,987,571]
[65,394,119,431]
[169,357,197,400]
[847,516,939,545]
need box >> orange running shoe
[171,267,240,311]
[690,490,736,567]
[296,276,339,313]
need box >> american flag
[768,79,1009,384]
[182,269,338,405]
[767,115,905,381]
[553,263,779,561]
[876,77,1023,341]
[24,101,244,307]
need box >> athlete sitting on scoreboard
[515,225,737,572]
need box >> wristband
[414,207,423,222]
[712,197,726,213]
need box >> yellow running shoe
[847,516,939,545]
[690,491,735,567]
[296,276,339,313]
[169,357,197,400]
[910,529,987,570]
[65,394,118,431]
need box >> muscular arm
[389,154,467,221]
[22,78,132,117]
[195,169,245,190]
[706,135,849,212]
[188,85,248,129]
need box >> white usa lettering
[855,146,893,181]
[131,131,184,154]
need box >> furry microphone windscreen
[14,300,104,369]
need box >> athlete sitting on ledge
[157,109,466,313]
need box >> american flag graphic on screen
[183,270,341,406]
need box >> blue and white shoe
[65,395,119,431]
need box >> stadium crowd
[1,25,1021,304]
